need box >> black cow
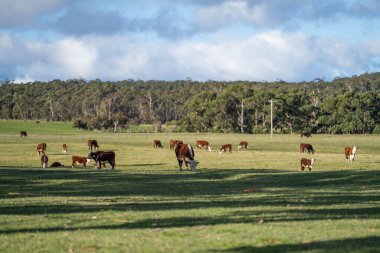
[88,151,115,170]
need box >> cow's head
[208,145,212,152]
[87,152,96,160]
[352,146,358,154]
[189,160,199,171]
[310,158,316,168]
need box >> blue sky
[1,0,380,82]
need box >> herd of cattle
[20,130,359,172]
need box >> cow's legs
[177,159,183,171]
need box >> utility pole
[269,99,274,139]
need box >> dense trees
[1,73,380,133]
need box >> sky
[1,0,380,83]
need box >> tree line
[1,73,380,134]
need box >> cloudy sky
[1,0,380,82]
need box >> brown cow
[175,143,199,171]
[301,132,312,138]
[345,146,358,163]
[300,143,315,154]
[301,158,315,171]
[71,156,90,168]
[37,143,47,156]
[41,154,48,169]
[50,162,64,167]
[196,140,212,151]
[153,140,163,148]
[88,151,116,170]
[237,141,248,150]
[88,139,99,151]
[20,131,27,138]
[169,140,183,150]
[219,144,232,154]
[61,144,67,154]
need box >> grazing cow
[175,143,199,171]
[71,156,90,168]
[20,131,27,138]
[88,139,99,151]
[300,143,315,154]
[219,144,232,154]
[41,154,48,169]
[196,140,212,151]
[50,162,64,167]
[301,132,312,138]
[61,144,67,154]
[36,143,47,156]
[169,140,183,150]
[237,141,248,150]
[88,151,116,170]
[301,158,315,171]
[153,140,163,148]
[345,146,358,163]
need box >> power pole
[269,99,274,139]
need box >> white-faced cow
[175,142,199,171]
[88,151,116,170]
[301,158,315,171]
[169,140,183,150]
[301,132,312,138]
[345,146,358,163]
[61,144,67,154]
[50,162,64,167]
[219,144,232,154]
[41,154,48,169]
[153,140,163,148]
[237,141,248,150]
[300,143,315,154]
[196,140,212,151]
[37,143,47,156]
[72,156,90,168]
[20,131,27,138]
[88,139,99,151]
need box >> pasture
[0,120,379,252]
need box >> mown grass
[0,121,379,252]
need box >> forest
[1,72,380,134]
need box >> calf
[88,151,116,170]
[196,140,212,151]
[300,143,315,154]
[219,144,232,154]
[88,139,99,151]
[36,143,47,156]
[237,141,248,150]
[175,143,199,171]
[71,156,90,168]
[61,144,67,154]
[345,146,358,163]
[301,158,315,171]
[41,154,48,169]
[169,140,183,150]
[301,132,312,138]
[20,131,27,138]
[153,140,163,148]
[50,162,64,167]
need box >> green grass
[0,121,380,252]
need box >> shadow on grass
[216,236,380,253]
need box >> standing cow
[300,143,315,154]
[71,156,90,168]
[153,140,163,148]
[196,140,212,151]
[20,131,27,138]
[88,139,99,151]
[301,158,315,171]
[37,143,47,156]
[175,143,199,171]
[237,141,248,150]
[41,154,48,169]
[345,146,358,163]
[219,144,232,154]
[61,144,67,154]
[88,151,116,170]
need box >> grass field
[0,120,379,252]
